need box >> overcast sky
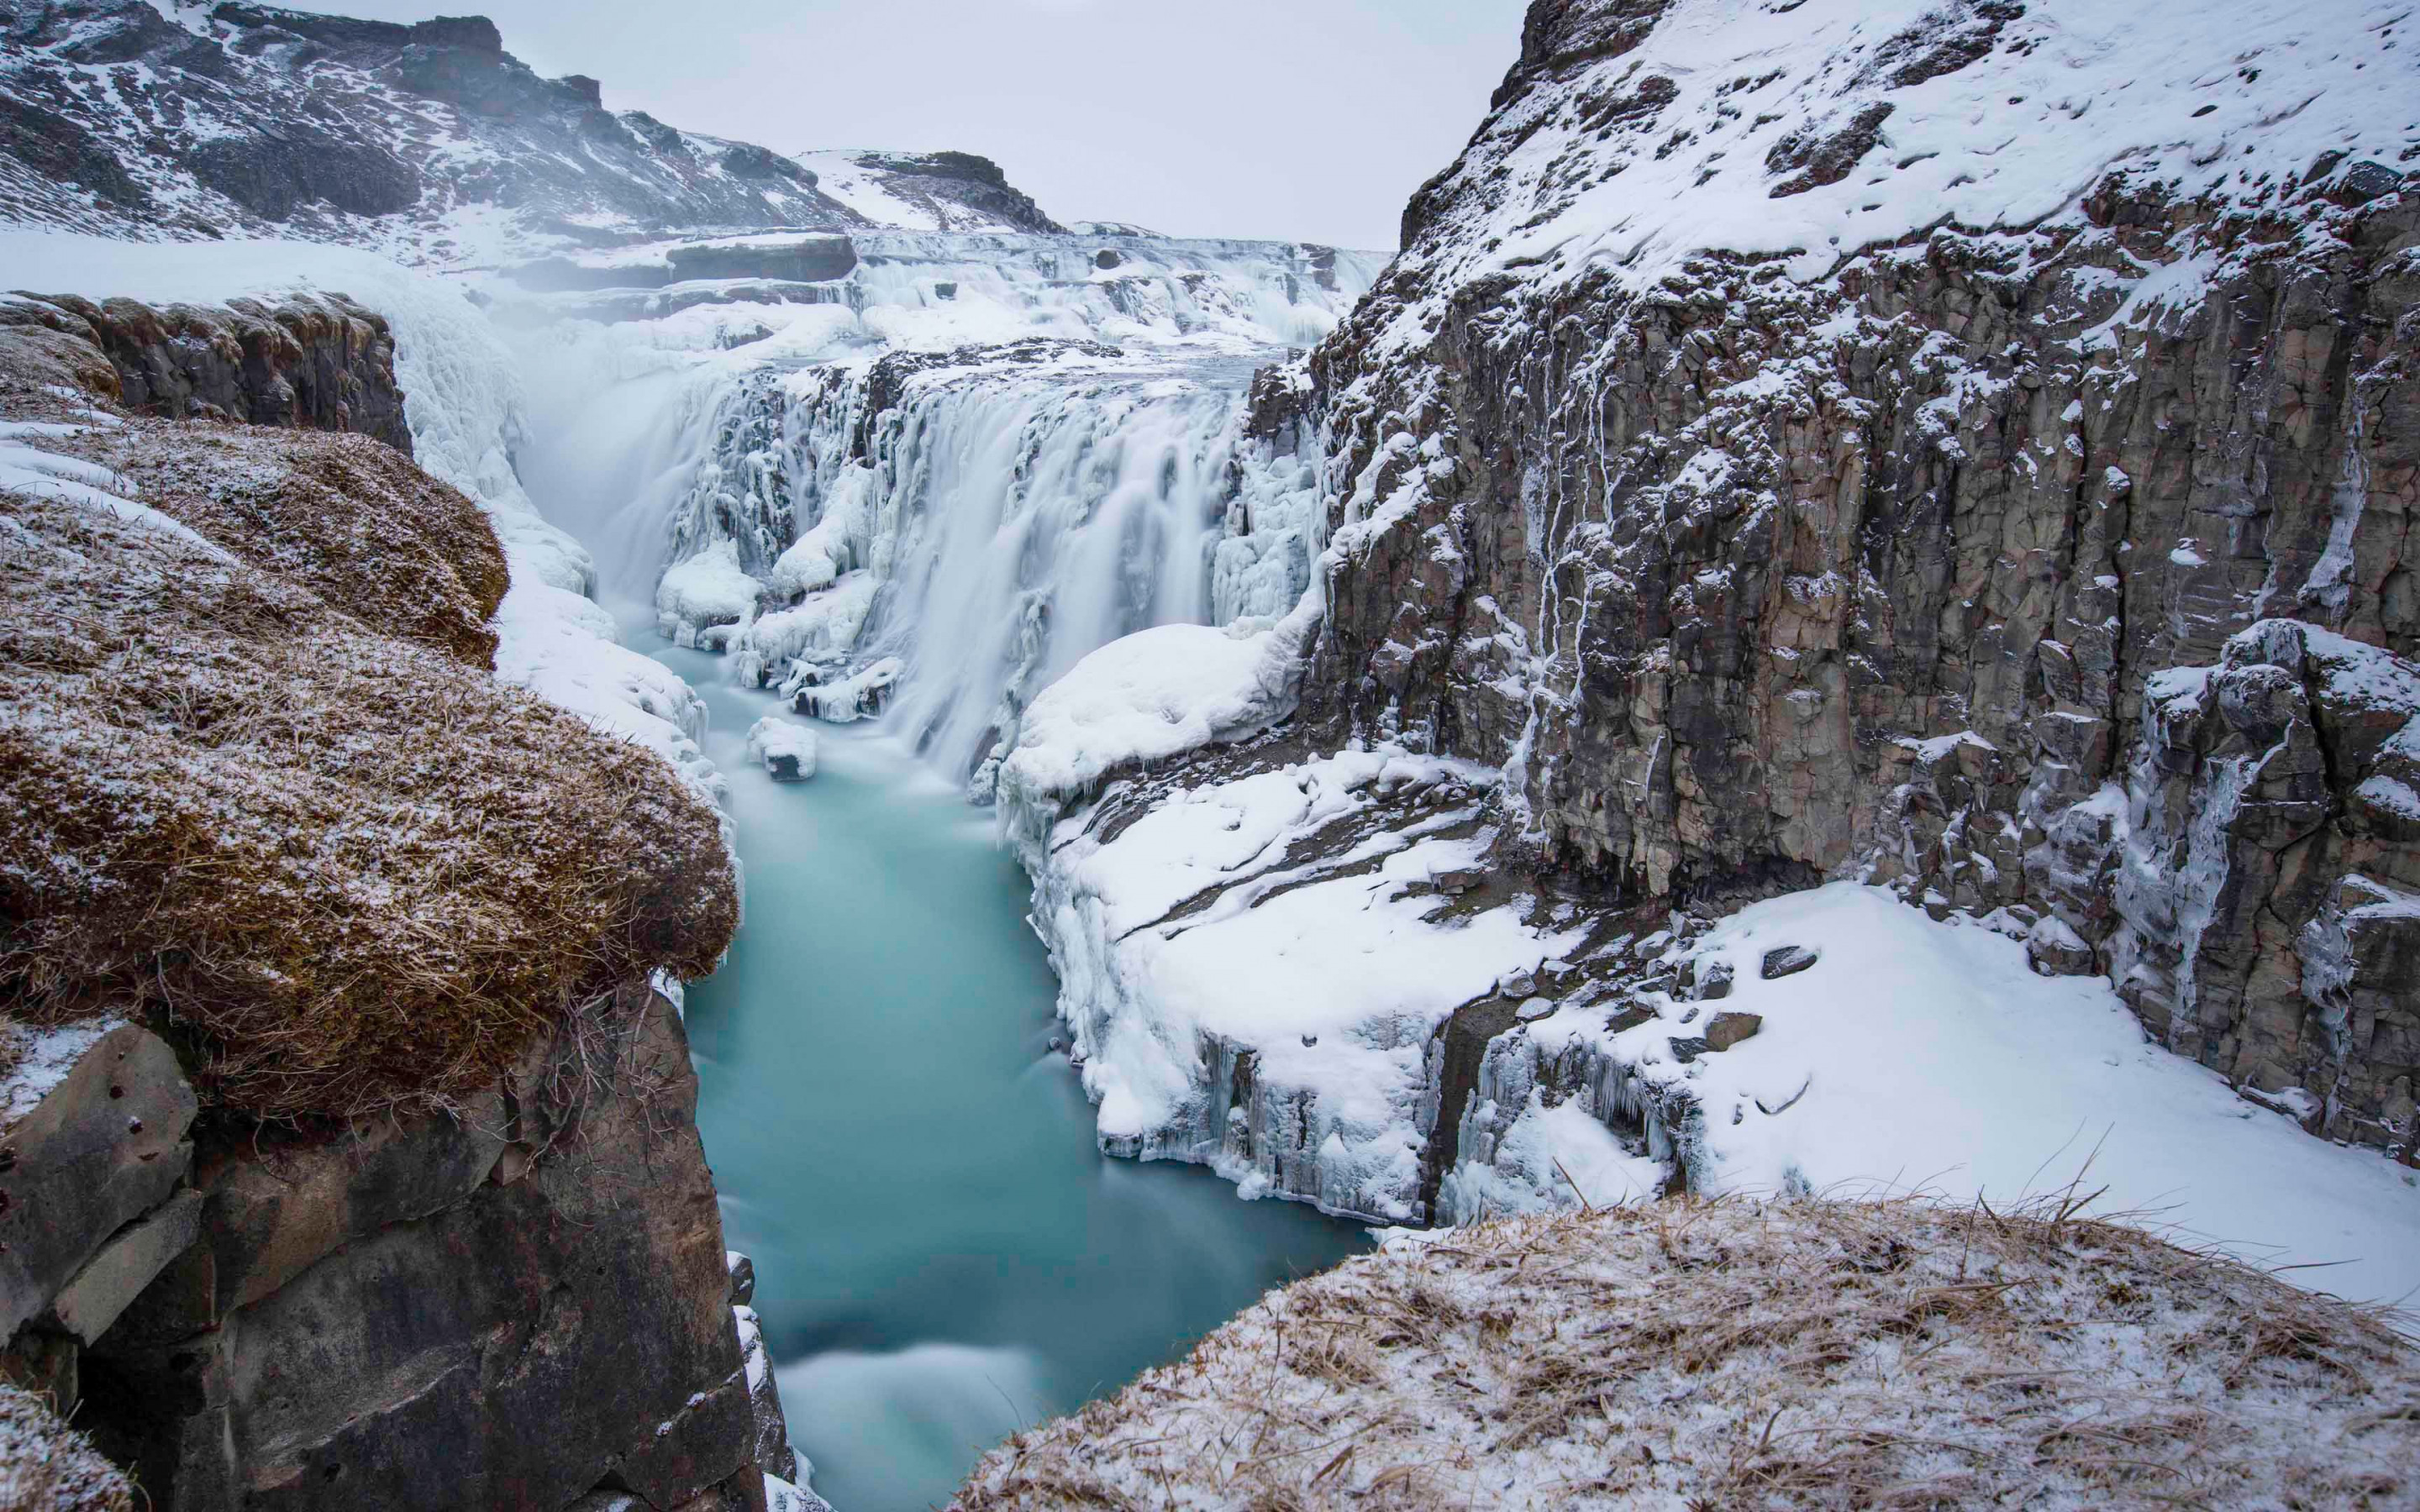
[300,0,1531,249]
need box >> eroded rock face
[0,1025,197,1343]
[0,291,410,452]
[77,986,776,1512]
[1264,0,2418,1155]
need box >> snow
[1022,743,1564,1222]
[792,657,901,725]
[788,152,955,232]
[655,539,760,628]
[997,609,1317,823]
[0,1019,123,1127]
[2356,774,2420,819]
[1018,709,2420,1294]
[764,1473,831,1512]
[0,426,229,557]
[1522,883,2420,1304]
[1407,0,2418,312]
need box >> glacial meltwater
[652,646,1369,1512]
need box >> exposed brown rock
[1,292,411,452]
[1703,1011,1762,1051]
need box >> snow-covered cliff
[990,0,2420,1298]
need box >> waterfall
[520,231,1381,795]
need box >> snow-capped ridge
[0,0,1064,265]
[1398,0,2414,312]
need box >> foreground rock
[955,1197,2420,1510]
[79,985,781,1512]
[1,293,790,1508]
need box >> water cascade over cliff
[509,231,1380,797]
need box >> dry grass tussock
[954,1196,2420,1510]
[39,416,508,665]
[0,396,737,1121]
[0,1382,132,1512]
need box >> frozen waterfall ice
[500,229,1381,796]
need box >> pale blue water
[653,648,1367,1512]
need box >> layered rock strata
[1,290,411,449]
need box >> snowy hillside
[0,0,1060,265]
[1387,0,2417,319]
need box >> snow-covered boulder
[745,717,819,782]
[656,539,761,647]
[997,609,1316,855]
[792,657,902,724]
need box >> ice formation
[518,230,1382,801]
[744,717,819,782]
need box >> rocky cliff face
[2,288,410,449]
[72,987,783,1512]
[0,0,1059,263]
[1272,0,2418,1154]
[0,991,794,1512]
[1,294,792,1509]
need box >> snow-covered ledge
[997,610,2420,1302]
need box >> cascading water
[502,228,1383,1509]
[607,231,1375,796]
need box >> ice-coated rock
[745,717,820,782]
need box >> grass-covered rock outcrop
[0,384,738,1121]
[956,1196,2420,1509]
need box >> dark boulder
[1760,946,1820,981]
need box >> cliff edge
[0,296,801,1510]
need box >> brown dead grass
[0,1382,132,1512]
[954,1197,2420,1510]
[0,406,736,1122]
[43,416,509,664]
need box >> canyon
[2,0,2417,1506]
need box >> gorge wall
[986,0,2420,1250]
[0,296,798,1510]
[1276,0,2419,1154]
